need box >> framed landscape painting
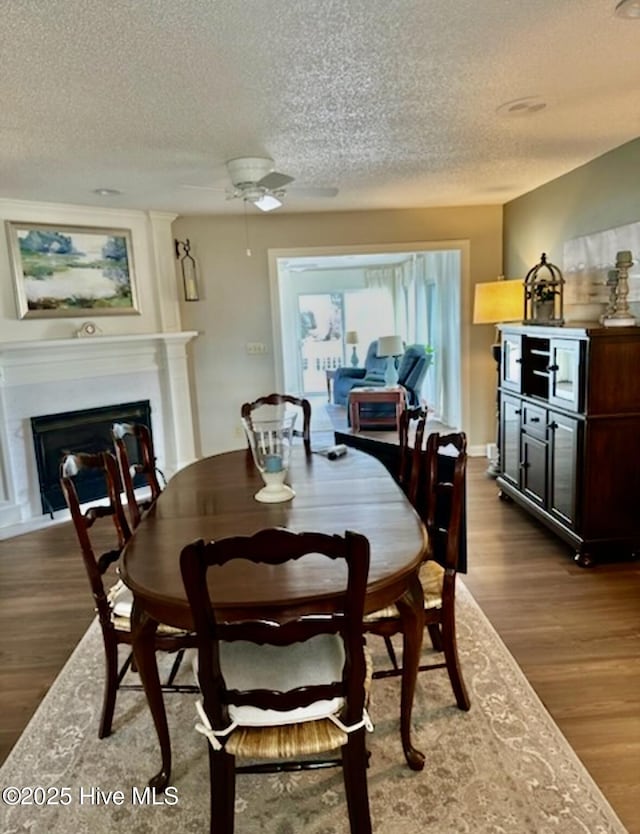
[6,221,140,318]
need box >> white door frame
[268,240,471,433]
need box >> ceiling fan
[182,156,338,211]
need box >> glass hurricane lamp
[242,413,297,503]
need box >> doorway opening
[269,243,467,431]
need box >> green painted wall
[503,137,640,279]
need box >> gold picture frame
[6,221,140,319]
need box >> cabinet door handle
[519,461,530,469]
[515,358,522,364]
[546,364,559,372]
[515,409,522,415]
[547,421,558,431]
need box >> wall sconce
[174,238,200,301]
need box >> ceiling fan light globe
[252,193,282,212]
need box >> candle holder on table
[242,413,297,503]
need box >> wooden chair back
[365,431,469,711]
[112,422,163,528]
[180,527,370,737]
[422,432,467,571]
[59,451,132,629]
[60,450,195,740]
[241,394,312,454]
[397,405,428,505]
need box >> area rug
[0,583,627,834]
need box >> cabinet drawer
[522,402,547,439]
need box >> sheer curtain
[365,251,461,427]
[420,251,461,428]
[363,266,407,335]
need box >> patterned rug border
[0,581,628,833]
[456,582,626,825]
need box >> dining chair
[180,527,373,834]
[111,421,165,528]
[60,450,195,739]
[397,405,428,505]
[364,431,470,711]
[240,393,312,455]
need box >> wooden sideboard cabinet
[496,323,640,566]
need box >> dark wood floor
[0,457,638,831]
[463,462,640,833]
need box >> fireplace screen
[31,400,153,515]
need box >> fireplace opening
[31,400,153,515]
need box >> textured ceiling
[1,0,639,216]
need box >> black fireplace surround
[31,400,153,515]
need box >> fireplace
[0,331,197,532]
[31,401,152,515]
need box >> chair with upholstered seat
[364,431,470,711]
[111,422,165,529]
[240,393,312,455]
[60,451,195,739]
[180,527,373,834]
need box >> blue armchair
[395,344,433,406]
[332,341,387,406]
[346,344,432,428]
[333,341,433,411]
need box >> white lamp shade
[377,335,403,357]
[473,279,523,324]
[345,330,359,345]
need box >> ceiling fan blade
[258,171,294,190]
[290,186,339,198]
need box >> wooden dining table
[121,445,428,789]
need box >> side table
[349,386,406,432]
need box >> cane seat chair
[180,527,373,834]
[240,394,312,455]
[364,431,470,711]
[60,451,195,739]
[111,422,165,529]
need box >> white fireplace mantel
[0,331,197,383]
[0,331,198,531]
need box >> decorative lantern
[523,253,564,326]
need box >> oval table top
[121,447,428,628]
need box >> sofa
[333,341,433,416]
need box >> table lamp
[473,278,523,336]
[377,335,404,386]
[345,330,360,367]
[473,278,523,477]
